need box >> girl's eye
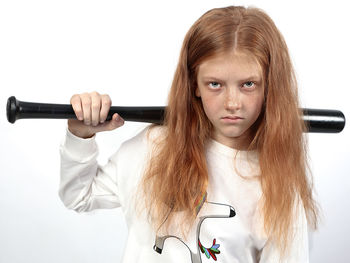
[243,81,255,89]
[208,82,221,89]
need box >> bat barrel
[302,108,345,133]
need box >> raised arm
[59,92,124,212]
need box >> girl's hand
[68,91,124,138]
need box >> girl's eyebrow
[201,75,262,82]
[239,76,262,82]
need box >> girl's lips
[222,116,243,120]
[221,116,243,123]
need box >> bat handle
[6,96,165,124]
[7,96,76,123]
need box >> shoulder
[112,125,167,207]
[114,124,166,163]
[120,124,166,151]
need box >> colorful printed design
[198,238,220,261]
[195,192,207,215]
[153,200,235,263]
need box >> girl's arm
[59,128,121,212]
[59,92,124,212]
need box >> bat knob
[7,96,18,124]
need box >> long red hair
[140,6,318,258]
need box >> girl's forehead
[198,51,263,78]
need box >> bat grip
[7,96,165,124]
[7,96,75,123]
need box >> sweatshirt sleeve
[59,128,121,212]
[259,202,309,263]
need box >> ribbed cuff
[63,128,98,160]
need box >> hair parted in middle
[140,5,318,259]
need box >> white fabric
[59,126,309,263]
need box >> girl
[60,5,319,263]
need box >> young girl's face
[196,51,264,150]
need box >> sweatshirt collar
[206,138,258,160]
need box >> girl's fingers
[103,113,124,131]
[108,113,124,130]
[69,92,123,134]
[90,91,101,126]
[100,94,112,123]
[68,92,123,138]
[80,93,92,125]
[70,94,83,121]
[90,113,124,134]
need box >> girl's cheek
[203,100,216,113]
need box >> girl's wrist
[67,126,95,139]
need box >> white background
[0,0,349,262]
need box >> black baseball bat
[6,96,346,133]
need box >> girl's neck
[211,131,254,151]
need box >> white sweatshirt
[59,126,309,263]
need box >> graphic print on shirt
[198,238,220,261]
[153,193,236,263]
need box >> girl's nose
[224,87,241,111]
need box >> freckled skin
[196,51,265,150]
